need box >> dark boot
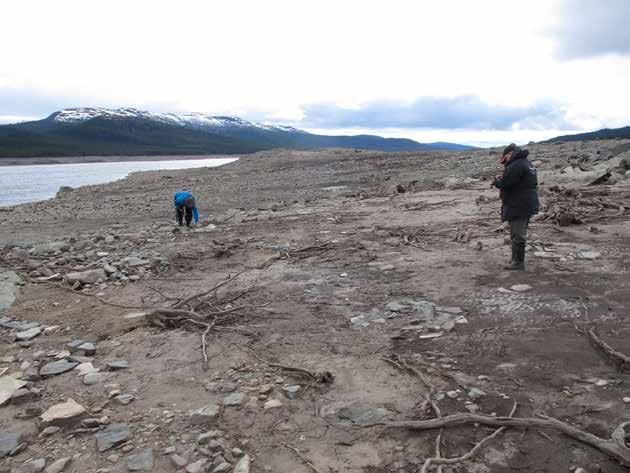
[504,244,525,271]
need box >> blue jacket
[173,191,199,223]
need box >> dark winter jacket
[494,149,539,221]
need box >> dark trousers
[509,217,529,262]
[176,206,193,226]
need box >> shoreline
[0,153,241,167]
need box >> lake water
[0,158,237,207]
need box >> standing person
[493,144,539,270]
[173,190,199,227]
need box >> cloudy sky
[1,0,629,146]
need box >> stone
[190,404,221,425]
[320,401,390,425]
[0,271,22,310]
[40,398,86,425]
[263,399,283,410]
[468,388,487,400]
[24,458,46,472]
[40,360,78,376]
[258,384,273,394]
[65,269,107,285]
[81,418,101,428]
[83,373,106,385]
[0,376,28,406]
[446,390,459,399]
[40,426,61,437]
[75,363,100,377]
[171,454,188,468]
[186,459,207,473]
[107,360,129,370]
[0,431,19,458]
[465,403,479,413]
[623,397,630,403]
[282,385,301,400]
[213,462,231,472]
[127,448,154,471]
[510,284,532,292]
[233,455,250,473]
[15,327,42,341]
[578,251,601,260]
[77,342,96,355]
[44,457,71,473]
[96,423,132,452]
[223,392,245,407]
[114,394,135,405]
[32,241,68,256]
[11,388,34,404]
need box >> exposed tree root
[587,327,630,367]
[249,349,334,384]
[370,414,630,467]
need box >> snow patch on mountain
[51,107,306,134]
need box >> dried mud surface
[2,142,630,472]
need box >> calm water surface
[0,158,237,207]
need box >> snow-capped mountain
[50,107,305,135]
[0,107,477,158]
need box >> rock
[0,376,28,406]
[40,426,61,437]
[578,251,602,260]
[510,284,532,292]
[282,385,301,400]
[623,397,630,403]
[0,432,19,458]
[44,457,71,473]
[446,390,459,399]
[190,404,221,425]
[57,186,74,195]
[83,373,106,385]
[233,454,250,473]
[65,269,107,285]
[96,423,132,452]
[114,394,135,405]
[75,363,100,377]
[11,388,34,404]
[24,458,46,472]
[320,401,390,425]
[40,360,78,376]
[127,448,154,471]
[40,398,86,426]
[171,454,188,468]
[186,459,207,473]
[32,241,68,256]
[223,392,245,407]
[213,463,231,473]
[81,418,101,428]
[596,379,609,387]
[0,271,22,310]
[465,403,479,413]
[107,360,129,370]
[468,388,486,400]
[15,327,42,341]
[77,342,96,355]
[263,399,283,410]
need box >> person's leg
[505,217,527,270]
[185,207,193,227]
[176,207,184,226]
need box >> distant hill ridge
[545,125,630,143]
[0,107,477,157]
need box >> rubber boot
[504,244,525,270]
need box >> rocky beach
[2,141,630,472]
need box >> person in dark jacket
[173,191,199,227]
[493,143,539,270]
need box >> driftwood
[249,349,333,384]
[587,327,630,367]
[372,414,630,467]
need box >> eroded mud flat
[1,141,630,472]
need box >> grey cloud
[550,0,630,59]
[299,96,573,130]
